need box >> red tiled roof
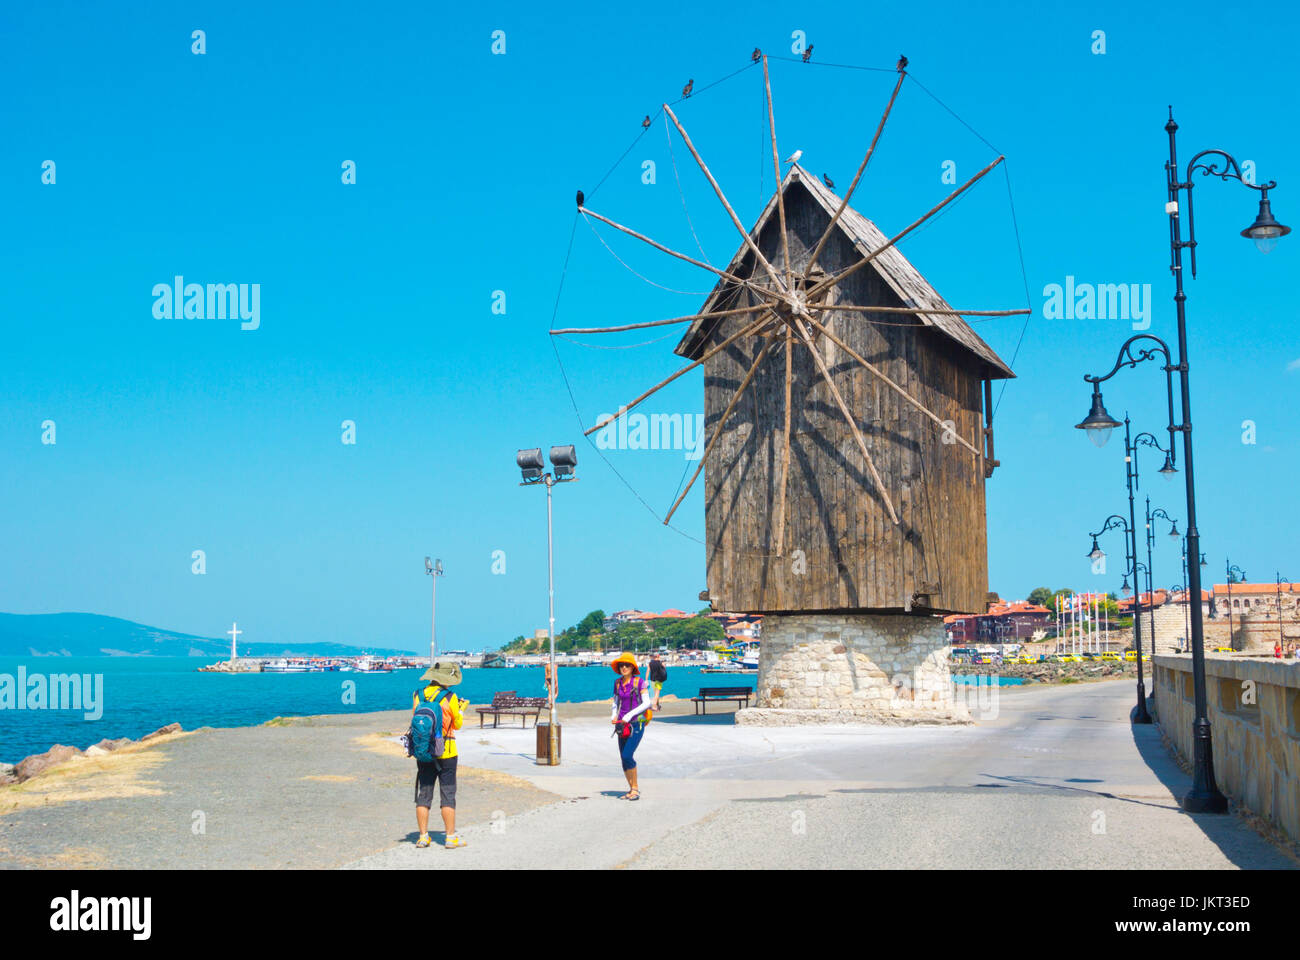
[1117,589,1168,611]
[1210,582,1299,596]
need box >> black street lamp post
[1088,513,1151,723]
[1143,497,1180,658]
[1225,560,1247,649]
[1074,109,1285,815]
[1277,574,1292,654]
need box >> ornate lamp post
[1277,574,1293,654]
[1088,514,1151,723]
[1143,499,1180,657]
[1075,109,1286,814]
[1224,561,1247,649]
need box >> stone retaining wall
[738,613,970,725]
[1154,654,1300,845]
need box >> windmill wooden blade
[551,303,774,336]
[663,104,789,296]
[807,156,1004,302]
[585,312,776,437]
[831,305,1030,317]
[789,315,899,525]
[763,56,794,292]
[803,67,906,279]
[773,320,794,556]
[801,312,982,457]
[663,336,776,525]
[580,206,775,298]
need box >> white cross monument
[228,622,241,662]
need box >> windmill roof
[673,164,1014,379]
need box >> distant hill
[0,613,417,658]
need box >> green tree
[1027,587,1053,608]
[574,609,606,636]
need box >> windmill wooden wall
[676,173,1009,616]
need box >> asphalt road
[350,680,1297,870]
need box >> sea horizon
[0,657,761,765]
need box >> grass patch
[352,732,407,758]
[0,731,190,816]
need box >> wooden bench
[691,686,754,715]
[476,691,549,728]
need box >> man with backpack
[648,652,667,710]
[408,661,468,849]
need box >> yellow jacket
[413,685,467,759]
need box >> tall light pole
[1222,556,1242,647]
[517,444,577,766]
[1078,108,1286,814]
[1143,498,1180,657]
[1275,573,1291,654]
[1088,513,1150,723]
[424,557,443,664]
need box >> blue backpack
[409,688,449,764]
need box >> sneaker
[416,834,432,848]
[445,834,468,849]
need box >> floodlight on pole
[425,555,444,664]
[516,443,578,767]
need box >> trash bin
[535,722,561,764]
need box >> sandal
[626,790,640,801]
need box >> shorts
[651,681,664,694]
[414,756,457,809]
[618,721,646,771]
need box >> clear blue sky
[2,0,1296,652]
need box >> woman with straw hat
[610,652,652,800]
[411,661,469,848]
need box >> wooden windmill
[554,57,1024,618]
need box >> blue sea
[0,658,756,764]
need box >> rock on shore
[3,724,184,785]
[951,661,1141,683]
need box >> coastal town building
[944,600,1052,645]
[602,608,695,631]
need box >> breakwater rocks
[198,659,262,673]
[0,723,182,785]
[951,661,1141,684]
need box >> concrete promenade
[1,678,1293,869]
[351,679,1296,870]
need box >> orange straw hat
[610,652,639,675]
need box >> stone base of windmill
[735,613,973,726]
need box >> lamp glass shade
[1159,456,1177,480]
[1076,391,1121,447]
[1121,578,1132,596]
[1242,193,1289,254]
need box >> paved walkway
[349,680,1297,870]
[2,680,1293,869]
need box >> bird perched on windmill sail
[897,54,909,72]
[801,44,814,62]
[822,173,835,189]
[575,189,584,208]
[681,78,694,98]
[641,115,651,129]
[783,149,802,166]
[751,47,761,62]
